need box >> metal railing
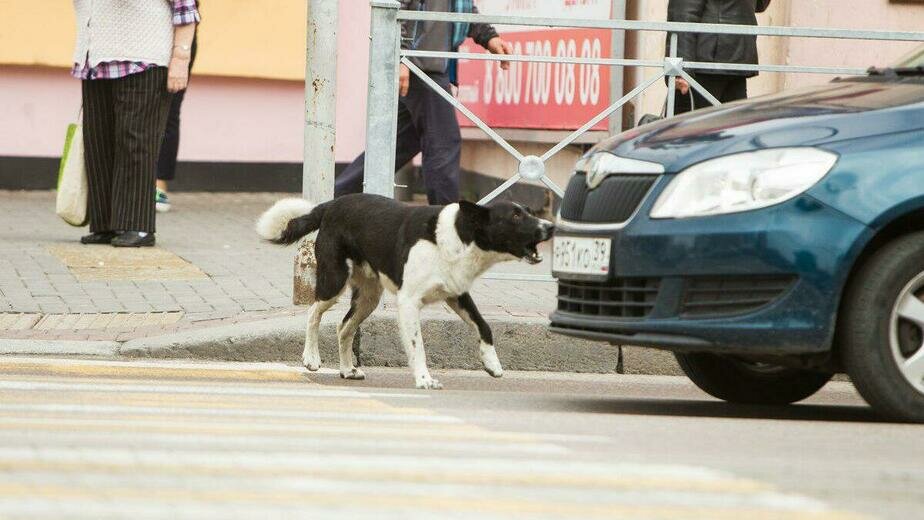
[361,0,924,282]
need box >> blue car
[549,60,924,422]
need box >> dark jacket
[667,0,770,77]
[401,0,499,74]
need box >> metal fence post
[665,33,678,118]
[303,0,338,202]
[608,0,627,135]
[364,0,402,198]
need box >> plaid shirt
[72,0,200,80]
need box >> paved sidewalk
[0,190,557,344]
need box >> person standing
[668,0,771,114]
[335,0,512,205]
[155,29,198,213]
[72,0,200,247]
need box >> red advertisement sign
[456,0,614,130]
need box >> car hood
[593,78,924,172]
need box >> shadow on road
[560,396,889,423]
[311,369,910,423]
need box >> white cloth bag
[56,121,89,227]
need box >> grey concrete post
[295,0,338,305]
[608,0,627,135]
[363,0,402,198]
[303,0,338,202]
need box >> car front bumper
[550,191,872,356]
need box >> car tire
[675,352,832,405]
[839,232,924,423]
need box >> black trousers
[156,88,186,182]
[82,67,172,234]
[157,34,196,182]
[674,73,748,115]
[335,72,461,205]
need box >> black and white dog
[256,194,554,389]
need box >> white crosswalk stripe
[0,358,863,520]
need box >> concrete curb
[118,311,682,376]
[0,339,121,357]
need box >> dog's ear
[458,200,489,224]
[455,200,490,245]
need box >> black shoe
[80,231,118,244]
[111,231,155,247]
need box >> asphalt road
[0,357,919,519]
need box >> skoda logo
[582,154,665,190]
[586,155,609,190]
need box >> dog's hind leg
[303,297,336,371]
[303,249,350,371]
[337,273,382,380]
[446,293,503,378]
[397,295,441,390]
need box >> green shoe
[155,188,171,213]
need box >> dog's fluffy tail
[256,198,327,245]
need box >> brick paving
[0,191,557,343]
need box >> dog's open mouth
[523,243,543,264]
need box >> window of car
[894,44,924,68]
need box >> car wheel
[840,232,924,422]
[675,352,832,405]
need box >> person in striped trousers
[71,0,200,247]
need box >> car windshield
[894,45,924,68]
[864,45,924,77]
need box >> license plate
[552,236,611,276]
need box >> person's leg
[155,89,183,212]
[81,78,116,234]
[721,76,748,102]
[334,101,420,197]
[689,73,752,108]
[157,33,196,195]
[333,153,365,197]
[675,73,728,114]
[110,67,172,235]
[156,89,185,188]
[402,73,461,205]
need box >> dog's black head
[457,200,555,264]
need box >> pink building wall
[783,0,923,90]
[0,66,81,159]
[7,1,922,167]
[0,2,371,164]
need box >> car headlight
[650,148,838,219]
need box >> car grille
[560,172,657,224]
[557,277,661,319]
[680,275,796,317]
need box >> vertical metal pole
[295,0,337,306]
[364,0,402,198]
[608,0,627,135]
[666,33,678,118]
[304,0,338,202]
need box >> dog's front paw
[483,364,504,378]
[302,354,321,372]
[415,376,443,390]
[480,343,504,378]
[340,367,366,380]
